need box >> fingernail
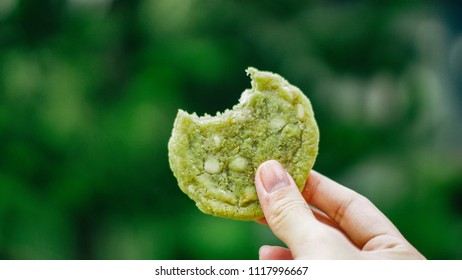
[259,160,290,193]
[258,245,270,259]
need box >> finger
[259,245,293,260]
[256,208,341,231]
[302,170,404,249]
[310,207,342,231]
[255,160,318,258]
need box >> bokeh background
[1,0,461,259]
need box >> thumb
[255,160,317,257]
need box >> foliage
[0,0,461,259]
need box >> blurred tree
[0,0,461,259]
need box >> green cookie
[168,67,319,220]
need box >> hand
[254,160,425,259]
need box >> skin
[255,160,426,260]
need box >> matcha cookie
[168,67,319,220]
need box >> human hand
[255,160,425,260]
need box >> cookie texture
[168,67,319,220]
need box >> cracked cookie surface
[168,67,319,220]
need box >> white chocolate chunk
[296,104,305,120]
[187,185,195,194]
[233,111,248,122]
[239,187,258,206]
[213,135,222,147]
[279,86,293,101]
[269,117,286,131]
[290,85,303,96]
[282,124,300,137]
[238,89,252,104]
[204,157,220,174]
[205,188,237,205]
[229,156,248,172]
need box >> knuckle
[267,192,308,230]
[333,191,371,224]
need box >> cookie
[168,67,319,220]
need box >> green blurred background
[1,0,461,259]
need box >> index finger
[302,170,404,249]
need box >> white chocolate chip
[239,90,252,104]
[282,124,299,137]
[239,187,258,206]
[215,189,237,204]
[229,156,248,172]
[279,86,293,101]
[233,111,248,122]
[296,104,305,120]
[204,157,220,174]
[213,135,222,147]
[269,117,286,131]
[290,85,303,95]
